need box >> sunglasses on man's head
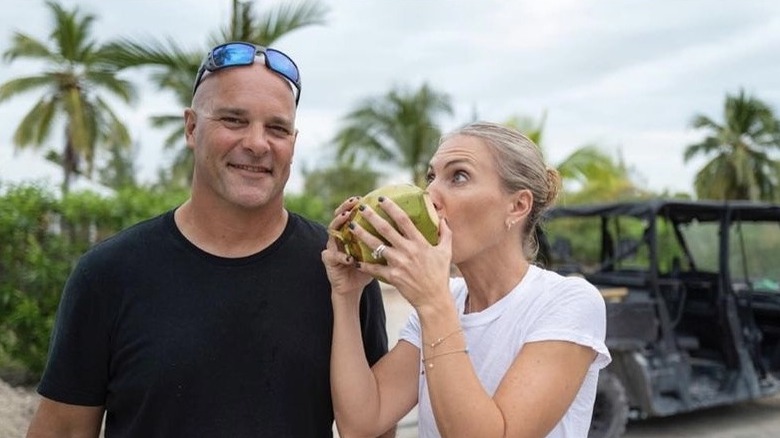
[192,41,302,105]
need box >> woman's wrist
[413,292,457,321]
[331,289,362,309]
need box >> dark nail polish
[378,196,385,202]
[348,222,355,230]
[355,262,361,268]
[358,205,366,211]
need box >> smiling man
[27,42,390,438]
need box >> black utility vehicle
[539,200,780,438]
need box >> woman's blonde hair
[440,121,561,258]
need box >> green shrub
[0,184,69,379]
[0,183,187,381]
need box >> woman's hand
[322,197,374,297]
[349,197,453,309]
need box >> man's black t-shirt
[38,210,388,437]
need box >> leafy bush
[285,192,328,225]
[0,183,187,381]
[0,184,70,379]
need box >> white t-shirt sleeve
[525,275,611,369]
[399,309,422,349]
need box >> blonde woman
[323,121,610,437]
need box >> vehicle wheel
[588,370,629,438]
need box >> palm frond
[13,98,57,147]
[219,0,330,45]
[0,76,55,101]
[2,33,53,62]
[103,36,201,70]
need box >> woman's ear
[507,189,533,229]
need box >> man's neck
[174,198,289,258]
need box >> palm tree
[684,88,780,201]
[333,83,454,187]
[0,1,136,194]
[502,113,645,203]
[105,0,329,188]
[558,146,648,203]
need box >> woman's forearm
[330,292,385,437]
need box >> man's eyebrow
[211,107,248,116]
[267,115,295,127]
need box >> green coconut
[333,183,440,264]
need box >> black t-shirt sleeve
[37,255,111,406]
[358,279,389,366]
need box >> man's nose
[243,124,272,154]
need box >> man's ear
[184,108,197,149]
[291,129,299,158]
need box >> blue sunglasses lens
[210,43,256,69]
[265,49,300,85]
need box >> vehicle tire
[588,370,629,438]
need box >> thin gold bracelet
[421,348,469,373]
[426,328,463,349]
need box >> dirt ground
[0,378,38,438]
[623,393,780,437]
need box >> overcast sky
[1,0,779,195]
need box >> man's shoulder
[287,212,328,242]
[86,210,172,257]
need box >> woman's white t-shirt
[399,265,611,438]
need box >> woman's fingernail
[355,262,361,268]
[378,196,385,202]
[358,204,366,211]
[348,222,355,230]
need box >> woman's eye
[425,172,435,184]
[452,170,468,183]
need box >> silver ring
[371,244,387,259]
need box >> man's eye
[268,125,292,136]
[221,117,245,126]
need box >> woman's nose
[426,183,443,212]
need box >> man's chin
[228,189,281,211]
